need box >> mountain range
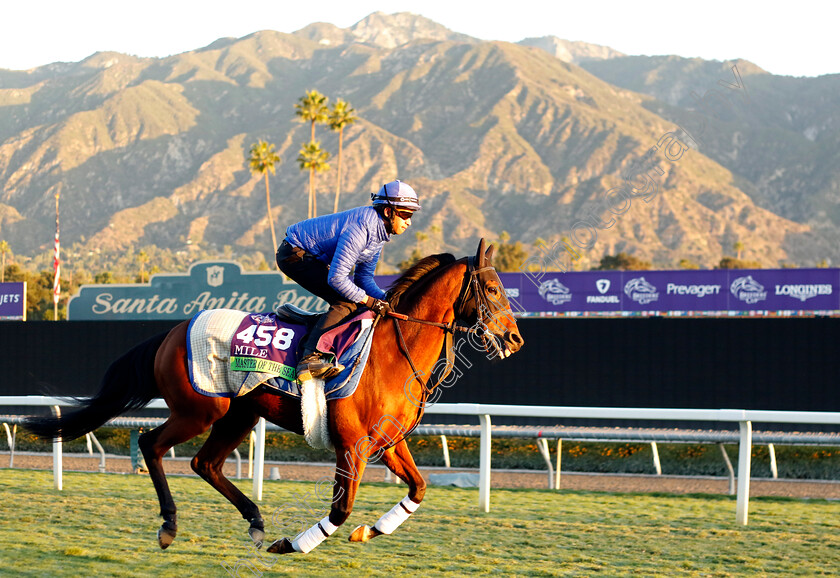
[0,11,837,275]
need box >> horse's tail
[24,330,169,442]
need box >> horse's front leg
[267,444,368,554]
[349,438,425,543]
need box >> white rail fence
[3,396,840,525]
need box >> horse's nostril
[507,331,524,348]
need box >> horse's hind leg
[349,438,425,543]
[140,413,221,549]
[190,403,265,546]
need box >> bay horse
[25,238,523,554]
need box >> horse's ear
[475,238,487,266]
[485,244,495,263]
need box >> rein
[387,256,495,396]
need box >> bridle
[389,255,508,401]
[359,254,513,451]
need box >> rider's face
[390,209,413,235]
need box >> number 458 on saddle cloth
[186,308,375,399]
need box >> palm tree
[733,240,744,260]
[297,141,330,218]
[0,240,9,283]
[328,99,357,213]
[295,90,329,143]
[248,140,282,253]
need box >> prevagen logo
[538,278,572,305]
[624,277,659,305]
[666,283,721,298]
[730,275,767,304]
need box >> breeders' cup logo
[730,275,767,304]
[624,277,659,305]
[206,265,224,287]
[596,279,610,294]
[538,278,572,305]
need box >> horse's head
[456,238,524,358]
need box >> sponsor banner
[501,271,623,313]
[503,268,839,314]
[728,268,838,311]
[66,262,840,320]
[0,282,26,320]
[68,261,329,320]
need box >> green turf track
[1,469,839,576]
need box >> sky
[1,1,837,77]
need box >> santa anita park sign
[68,262,330,320]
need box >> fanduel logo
[538,278,572,305]
[730,275,767,304]
[666,283,721,298]
[624,277,659,305]
[775,284,833,302]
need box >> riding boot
[295,300,356,381]
[296,350,345,381]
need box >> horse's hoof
[249,518,265,548]
[266,537,295,554]
[157,526,177,550]
[248,527,265,548]
[349,524,382,543]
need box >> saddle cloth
[186,307,375,399]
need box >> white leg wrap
[291,516,338,553]
[373,496,420,535]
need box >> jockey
[276,180,421,381]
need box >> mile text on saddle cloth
[186,308,375,399]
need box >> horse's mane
[388,253,457,306]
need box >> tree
[595,252,652,271]
[297,141,330,218]
[678,258,700,270]
[294,90,329,142]
[248,140,282,253]
[328,99,357,213]
[717,256,762,269]
[137,250,149,283]
[0,240,9,283]
[295,91,329,217]
[493,231,529,272]
[733,240,744,260]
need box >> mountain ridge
[0,12,833,275]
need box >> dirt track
[5,452,840,499]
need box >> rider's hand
[364,296,392,316]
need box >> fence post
[650,442,662,475]
[52,406,62,490]
[130,429,147,473]
[478,414,491,512]
[736,420,752,525]
[252,418,266,501]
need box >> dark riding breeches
[276,239,360,355]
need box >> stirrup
[297,353,344,381]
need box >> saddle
[273,303,322,328]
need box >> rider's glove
[364,296,392,316]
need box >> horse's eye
[487,285,498,294]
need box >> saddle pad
[187,308,375,399]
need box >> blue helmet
[371,180,421,212]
